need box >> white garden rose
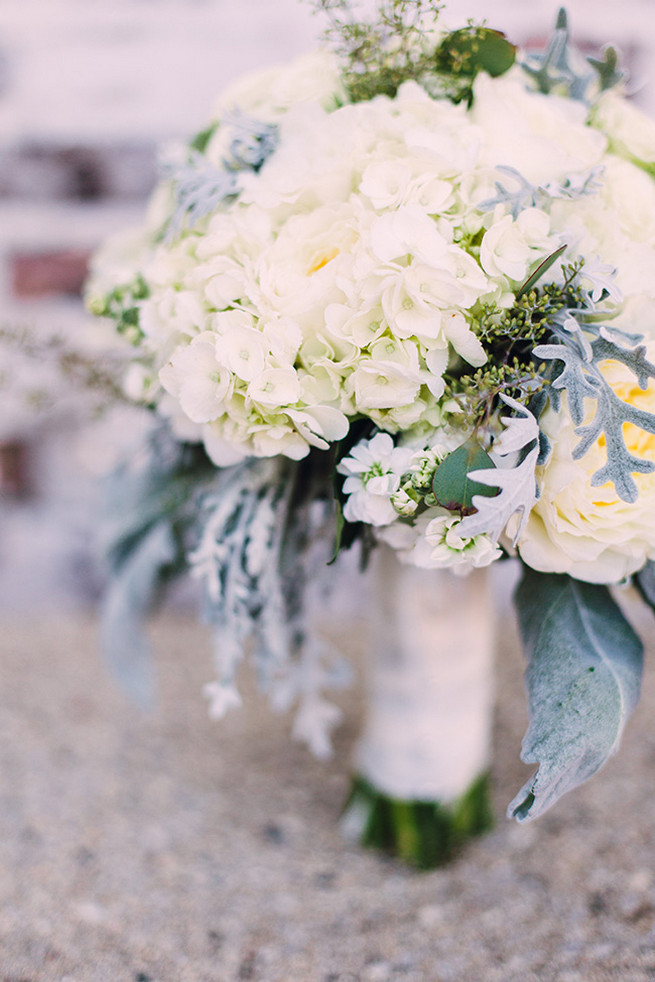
[210,50,345,123]
[471,70,607,185]
[518,351,655,583]
[549,157,655,300]
[593,89,655,169]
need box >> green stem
[343,773,494,869]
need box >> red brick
[0,441,31,498]
[11,248,91,299]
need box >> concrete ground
[1,604,654,981]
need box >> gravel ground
[1,606,655,982]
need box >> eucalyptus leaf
[517,244,567,299]
[435,27,517,79]
[431,438,497,514]
[509,568,643,823]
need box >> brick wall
[0,0,654,608]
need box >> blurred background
[2,0,655,613]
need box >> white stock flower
[337,433,415,526]
[377,506,501,573]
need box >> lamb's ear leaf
[100,521,178,710]
[634,560,655,609]
[509,568,643,822]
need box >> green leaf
[516,244,567,299]
[189,121,219,153]
[635,561,655,609]
[436,27,517,80]
[431,438,497,514]
[588,45,626,92]
[509,568,643,823]
[327,499,346,566]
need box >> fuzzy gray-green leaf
[635,561,655,609]
[509,568,643,823]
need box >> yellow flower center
[307,247,339,275]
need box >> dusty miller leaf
[509,568,643,822]
[163,111,278,240]
[458,396,539,542]
[100,521,177,710]
[520,8,595,103]
[190,455,347,757]
[534,320,655,502]
[100,431,209,707]
[478,165,602,220]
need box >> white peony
[211,49,345,123]
[592,90,655,170]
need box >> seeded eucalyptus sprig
[309,0,445,102]
[308,0,516,104]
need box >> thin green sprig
[309,0,445,102]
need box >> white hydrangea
[91,46,655,471]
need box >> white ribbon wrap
[355,545,495,802]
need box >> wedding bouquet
[87,1,655,864]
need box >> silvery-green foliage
[101,522,176,710]
[458,395,540,542]
[191,459,349,757]
[100,429,211,706]
[224,110,279,169]
[163,151,239,241]
[163,111,278,241]
[521,8,614,104]
[479,165,603,220]
[509,567,643,822]
[634,560,655,609]
[534,317,655,502]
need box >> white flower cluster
[88,47,655,582]
[337,432,502,574]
